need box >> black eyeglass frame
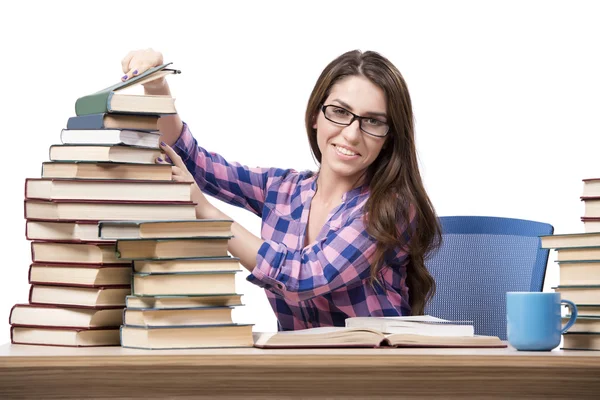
[320,104,390,138]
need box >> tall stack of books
[541,177,600,351]
[98,220,254,349]
[9,64,199,347]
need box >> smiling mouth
[333,144,360,156]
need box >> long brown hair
[304,50,441,315]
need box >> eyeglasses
[321,104,390,138]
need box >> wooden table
[0,343,599,399]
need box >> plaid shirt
[174,124,412,330]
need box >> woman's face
[314,75,388,184]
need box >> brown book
[25,178,192,202]
[576,305,600,317]
[41,161,172,181]
[583,178,600,197]
[25,199,197,221]
[9,304,123,329]
[49,144,165,164]
[126,294,244,309]
[582,197,600,218]
[133,257,241,274]
[562,316,600,333]
[132,272,237,296]
[29,285,130,308]
[120,324,254,349]
[582,217,600,233]
[553,285,600,304]
[562,332,600,350]
[116,237,230,260]
[26,220,106,242]
[253,327,505,349]
[558,261,600,285]
[31,242,121,264]
[99,219,233,240]
[124,306,233,327]
[28,263,132,287]
[11,326,120,347]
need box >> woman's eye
[333,108,350,116]
[366,118,384,126]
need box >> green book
[75,63,180,116]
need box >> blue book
[66,113,159,131]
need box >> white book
[345,315,474,336]
[61,129,160,148]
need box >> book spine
[8,304,18,325]
[66,114,106,130]
[75,92,111,116]
[27,264,32,284]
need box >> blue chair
[424,216,554,340]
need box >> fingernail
[133,70,138,75]
[157,157,163,162]
[160,141,166,146]
[122,75,128,80]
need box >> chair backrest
[424,216,554,340]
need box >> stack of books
[9,64,199,347]
[98,220,254,349]
[541,177,600,350]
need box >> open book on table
[254,316,506,349]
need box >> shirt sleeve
[247,213,411,302]
[172,122,277,217]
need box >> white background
[1,0,599,344]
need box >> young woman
[121,48,441,330]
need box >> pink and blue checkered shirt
[174,123,412,330]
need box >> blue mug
[506,292,577,351]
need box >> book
[583,178,600,197]
[11,326,121,347]
[25,178,192,202]
[562,316,600,333]
[558,261,600,285]
[555,247,600,262]
[26,220,106,241]
[60,128,160,148]
[126,294,243,309]
[582,217,600,233]
[133,257,241,274]
[132,271,237,296]
[28,263,132,287]
[575,305,600,317]
[31,242,121,264]
[253,327,505,349]
[66,113,159,131]
[583,197,600,218]
[29,285,130,308]
[9,304,123,329]
[553,285,600,304]
[75,63,179,116]
[116,237,231,259]
[24,199,197,221]
[98,219,234,240]
[120,324,254,349]
[41,161,173,181]
[123,306,233,327]
[344,315,475,336]
[49,144,165,164]
[541,232,600,249]
[562,332,600,350]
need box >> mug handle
[561,299,578,333]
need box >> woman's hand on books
[121,48,165,88]
[157,141,224,220]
